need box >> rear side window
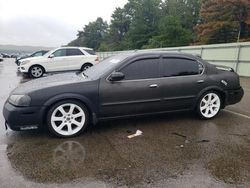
[84,49,96,55]
[162,58,202,77]
[66,49,83,56]
[120,58,159,80]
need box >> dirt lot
[0,59,250,188]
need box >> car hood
[12,72,91,95]
[19,56,45,62]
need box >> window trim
[160,57,205,78]
[105,55,206,83]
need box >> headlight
[8,94,31,107]
[21,60,30,65]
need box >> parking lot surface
[0,59,250,188]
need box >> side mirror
[49,54,55,58]
[109,72,125,82]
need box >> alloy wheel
[31,66,43,78]
[50,103,86,136]
[200,93,221,119]
[83,65,90,70]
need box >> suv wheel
[29,65,44,78]
[81,64,92,71]
[197,92,221,119]
[47,100,89,138]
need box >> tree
[196,0,250,44]
[144,0,199,48]
[145,16,193,48]
[68,17,108,50]
[126,0,162,49]
[104,6,132,50]
[69,0,250,51]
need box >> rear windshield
[84,49,96,55]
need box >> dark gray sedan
[3,52,244,137]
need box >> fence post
[200,47,204,58]
[235,45,241,73]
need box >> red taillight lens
[95,57,99,62]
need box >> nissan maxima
[3,52,244,137]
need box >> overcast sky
[0,0,128,47]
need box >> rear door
[99,56,162,118]
[159,57,206,111]
[65,48,85,70]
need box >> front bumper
[225,87,244,105]
[15,59,20,65]
[17,66,29,73]
[3,102,46,131]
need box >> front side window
[66,49,83,56]
[120,58,159,80]
[162,58,202,77]
[52,49,67,57]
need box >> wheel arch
[196,86,226,109]
[81,62,93,69]
[42,93,98,126]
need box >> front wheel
[47,100,89,138]
[29,65,44,78]
[197,92,221,119]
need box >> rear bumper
[3,102,45,131]
[225,87,244,105]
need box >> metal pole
[200,47,204,58]
[235,45,241,73]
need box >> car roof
[57,46,94,51]
[118,51,201,61]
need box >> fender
[195,85,226,108]
[42,93,98,124]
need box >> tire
[47,100,89,138]
[197,91,221,119]
[81,63,93,71]
[29,65,44,78]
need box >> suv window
[84,49,96,55]
[120,58,159,80]
[162,58,202,77]
[52,49,67,57]
[67,49,84,56]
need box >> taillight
[95,57,99,62]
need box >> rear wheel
[47,100,89,138]
[29,65,44,78]
[81,63,93,71]
[197,92,221,119]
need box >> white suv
[18,47,99,78]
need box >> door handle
[197,80,204,83]
[149,84,158,88]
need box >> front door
[46,49,68,72]
[99,57,162,118]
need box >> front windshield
[43,49,54,57]
[83,53,130,79]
